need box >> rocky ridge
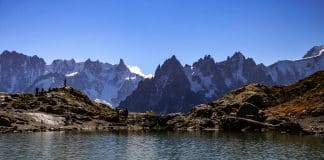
[120,45,324,114]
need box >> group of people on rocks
[35,78,67,96]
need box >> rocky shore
[0,71,323,135]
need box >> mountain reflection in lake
[0,131,323,160]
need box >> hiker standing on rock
[35,87,39,96]
[125,108,128,118]
[64,78,67,87]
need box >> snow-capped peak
[127,65,153,78]
[303,45,324,59]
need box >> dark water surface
[0,131,323,160]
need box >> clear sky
[0,0,323,74]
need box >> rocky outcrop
[0,116,12,127]
[0,87,115,133]
[213,71,324,133]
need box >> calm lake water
[0,131,323,160]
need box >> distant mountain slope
[120,45,324,114]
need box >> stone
[0,116,11,127]
[190,104,214,118]
[279,121,302,132]
[236,103,259,120]
[311,108,324,117]
[265,116,281,125]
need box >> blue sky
[0,0,323,74]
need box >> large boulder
[264,116,281,125]
[44,105,66,115]
[311,108,324,117]
[236,103,260,120]
[279,121,302,132]
[189,104,215,118]
[158,113,187,130]
[0,116,12,127]
[220,116,269,131]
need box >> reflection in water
[0,131,323,160]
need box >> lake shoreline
[1,109,323,136]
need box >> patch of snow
[125,76,137,80]
[303,48,324,59]
[320,48,324,55]
[25,112,65,126]
[65,72,78,77]
[144,74,154,79]
[94,98,112,107]
[127,65,153,78]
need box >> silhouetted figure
[125,108,128,118]
[35,87,39,96]
[48,87,52,92]
[64,79,67,87]
[41,88,44,93]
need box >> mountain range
[1,45,323,114]
[0,51,144,107]
[120,45,324,114]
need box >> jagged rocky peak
[244,57,257,67]
[52,59,76,65]
[50,59,77,73]
[0,50,45,68]
[119,58,125,66]
[230,51,246,61]
[1,50,21,58]
[193,54,215,68]
[116,58,128,71]
[119,54,203,114]
[0,50,45,64]
[84,58,103,72]
[303,45,324,58]
[165,55,181,66]
[155,55,184,77]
